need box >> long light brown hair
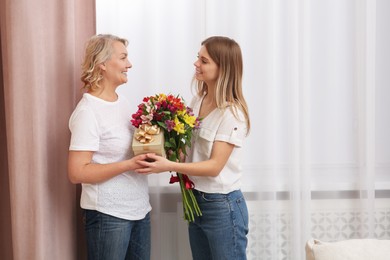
[194,36,251,134]
[80,34,128,91]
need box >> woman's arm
[68,151,148,184]
[135,141,234,177]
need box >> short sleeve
[69,107,99,151]
[215,108,247,147]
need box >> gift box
[132,125,166,157]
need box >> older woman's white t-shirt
[69,93,151,220]
[187,95,247,194]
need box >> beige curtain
[0,0,95,259]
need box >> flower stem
[178,173,195,222]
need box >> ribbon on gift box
[134,124,161,143]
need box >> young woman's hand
[135,153,173,174]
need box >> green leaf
[157,121,166,129]
[169,153,177,162]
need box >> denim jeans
[189,189,249,260]
[84,210,151,260]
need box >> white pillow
[305,239,390,260]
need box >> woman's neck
[199,92,217,118]
[88,86,118,102]
[202,92,215,106]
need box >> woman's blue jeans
[189,189,249,260]
[84,210,151,260]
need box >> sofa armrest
[305,238,390,260]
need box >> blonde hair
[80,34,128,91]
[194,36,251,134]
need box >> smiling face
[101,41,132,87]
[194,45,219,86]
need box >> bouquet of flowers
[131,93,202,222]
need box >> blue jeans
[84,210,151,260]
[189,189,249,260]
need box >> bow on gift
[170,174,195,189]
[134,124,160,143]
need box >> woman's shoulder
[70,94,100,119]
[73,94,91,110]
[220,105,245,120]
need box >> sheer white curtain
[96,0,390,259]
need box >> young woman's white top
[69,93,151,220]
[187,95,248,194]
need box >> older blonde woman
[68,34,151,260]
